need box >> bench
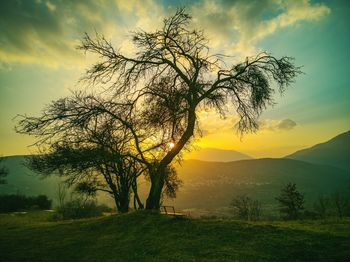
[160,205,186,217]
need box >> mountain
[184,148,253,162]
[2,155,350,217]
[161,159,350,215]
[0,155,62,197]
[0,155,111,206]
[285,130,350,171]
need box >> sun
[169,142,175,149]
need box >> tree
[276,183,304,220]
[331,192,349,218]
[0,158,8,185]
[230,195,262,221]
[313,194,331,219]
[19,94,146,213]
[17,8,301,210]
[79,8,301,210]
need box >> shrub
[52,198,105,220]
[230,195,262,221]
[0,194,52,213]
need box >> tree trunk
[132,181,144,210]
[145,107,197,210]
[145,167,166,209]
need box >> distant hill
[0,155,112,206]
[184,148,253,162]
[2,155,350,216]
[162,159,350,215]
[0,155,62,198]
[285,130,350,171]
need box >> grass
[0,211,350,261]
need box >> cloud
[0,0,330,67]
[0,0,164,68]
[191,0,330,56]
[260,118,297,131]
[196,109,240,136]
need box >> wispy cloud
[0,0,164,67]
[0,0,330,67]
[259,118,297,131]
[191,0,330,56]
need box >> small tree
[57,182,68,208]
[276,183,304,220]
[0,158,8,185]
[230,195,262,221]
[313,194,331,219]
[19,97,147,213]
[331,192,349,218]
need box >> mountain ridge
[285,130,350,171]
[184,147,253,162]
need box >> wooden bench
[160,205,186,217]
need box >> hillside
[2,156,350,216]
[1,211,350,261]
[184,147,253,162]
[285,130,350,171]
[162,158,350,215]
[0,155,112,206]
[0,155,62,197]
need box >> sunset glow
[0,0,349,158]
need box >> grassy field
[1,211,350,261]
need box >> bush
[230,195,262,221]
[313,192,350,219]
[0,194,52,213]
[52,198,105,220]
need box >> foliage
[51,198,106,220]
[230,195,262,221]
[276,183,304,220]
[20,107,145,213]
[0,158,8,185]
[314,192,350,218]
[0,194,52,213]
[331,192,349,218]
[16,8,301,210]
[1,211,350,261]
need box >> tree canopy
[16,8,302,210]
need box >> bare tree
[331,192,349,218]
[79,9,301,209]
[230,195,262,221]
[57,182,68,208]
[17,8,301,210]
[314,194,331,219]
[18,93,146,213]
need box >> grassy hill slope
[1,211,350,261]
[286,130,350,171]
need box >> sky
[0,0,349,158]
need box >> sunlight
[169,142,175,149]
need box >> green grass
[1,211,350,261]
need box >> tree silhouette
[0,158,8,185]
[19,94,145,212]
[276,183,304,220]
[17,8,301,210]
